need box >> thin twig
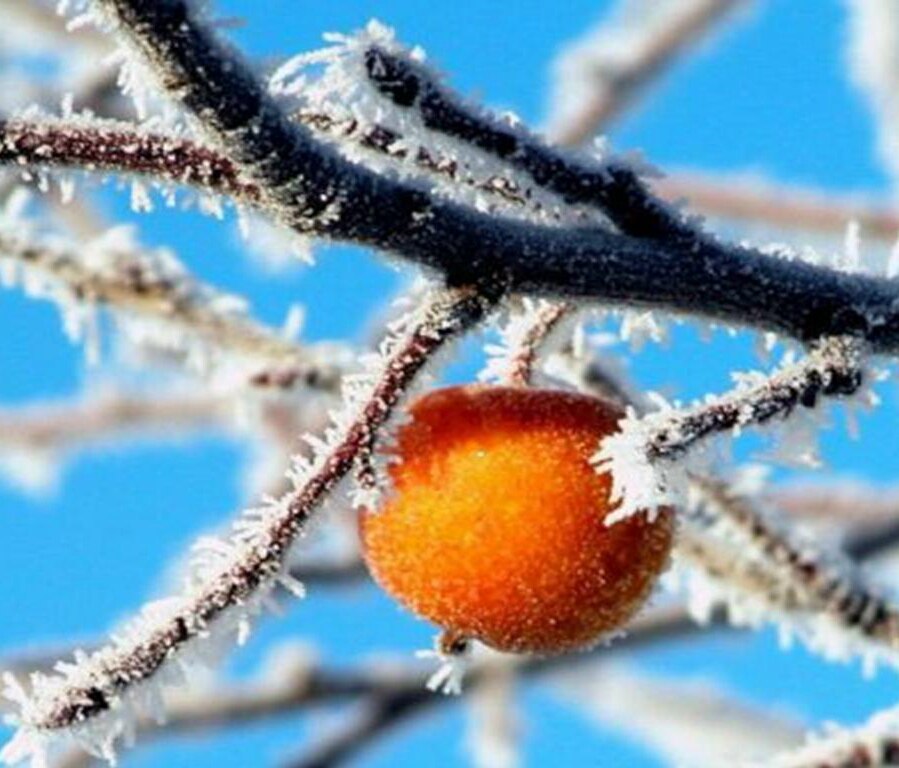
[645,337,864,464]
[0,119,258,205]
[548,0,746,145]
[282,690,431,768]
[595,336,866,523]
[655,172,899,242]
[677,483,899,672]
[504,301,572,386]
[0,391,226,453]
[0,223,343,391]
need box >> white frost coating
[554,664,804,768]
[760,703,899,768]
[479,298,572,384]
[593,397,698,525]
[596,341,870,525]
[671,485,899,678]
[847,0,899,190]
[617,308,669,349]
[269,22,615,230]
[0,202,299,386]
[55,0,184,127]
[415,646,470,696]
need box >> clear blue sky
[2,1,898,766]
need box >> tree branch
[548,0,747,145]
[1,285,493,764]
[655,172,899,242]
[0,219,342,390]
[51,1,899,353]
[681,478,899,670]
[596,336,866,522]
[0,119,258,205]
[0,391,225,453]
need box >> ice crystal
[415,647,469,696]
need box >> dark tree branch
[282,690,432,768]
[57,0,899,353]
[362,46,695,243]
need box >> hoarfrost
[270,22,615,230]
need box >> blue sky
[2,0,899,766]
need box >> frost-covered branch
[555,664,804,766]
[650,337,863,463]
[0,284,492,765]
[655,172,899,243]
[762,705,899,768]
[0,212,342,388]
[42,1,899,353]
[481,299,573,386]
[679,479,899,672]
[0,389,227,494]
[0,113,595,229]
[597,336,866,521]
[548,0,747,145]
[0,391,225,454]
[0,119,258,206]
[359,44,692,243]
